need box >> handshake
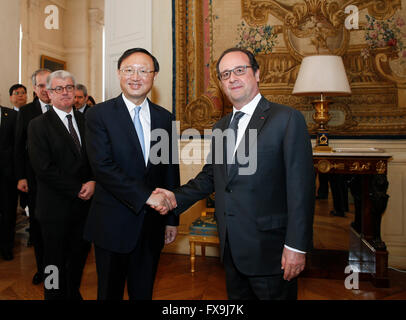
[146,188,177,215]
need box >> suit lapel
[0,108,8,137]
[227,97,271,183]
[74,110,86,154]
[219,112,233,183]
[46,108,81,158]
[114,95,147,168]
[33,100,43,117]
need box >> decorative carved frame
[174,0,406,136]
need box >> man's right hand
[17,179,29,192]
[147,188,177,215]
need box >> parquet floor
[1,197,406,300]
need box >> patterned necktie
[45,104,51,112]
[226,111,244,175]
[133,106,146,161]
[66,114,81,152]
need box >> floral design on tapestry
[363,13,406,63]
[236,21,278,54]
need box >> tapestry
[174,0,406,136]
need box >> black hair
[117,48,160,72]
[216,47,259,80]
[9,84,27,96]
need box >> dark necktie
[226,111,244,175]
[66,114,81,152]
[45,105,51,112]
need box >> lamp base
[315,130,332,152]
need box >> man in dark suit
[14,68,51,284]
[84,48,180,300]
[27,70,94,300]
[153,48,315,300]
[74,84,90,114]
[0,106,18,260]
[9,84,27,111]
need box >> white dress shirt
[52,106,82,145]
[77,104,87,113]
[230,93,305,255]
[39,99,50,114]
[122,94,151,166]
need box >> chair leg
[190,240,196,273]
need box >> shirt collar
[38,99,49,109]
[122,94,148,113]
[232,93,262,116]
[53,106,75,120]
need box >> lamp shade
[292,55,351,96]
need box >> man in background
[14,68,51,285]
[74,84,90,114]
[28,70,93,299]
[9,84,27,111]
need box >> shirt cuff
[284,244,306,254]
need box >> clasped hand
[146,188,177,215]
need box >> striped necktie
[66,114,81,152]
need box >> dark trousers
[0,178,18,251]
[27,190,44,274]
[94,216,162,300]
[223,238,297,300]
[41,218,90,300]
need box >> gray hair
[75,84,88,96]
[31,68,52,86]
[46,70,76,89]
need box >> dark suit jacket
[84,95,180,254]
[0,107,18,182]
[14,99,43,191]
[27,108,93,225]
[175,97,315,276]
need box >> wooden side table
[308,148,392,287]
[189,235,220,273]
[188,208,219,272]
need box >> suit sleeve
[173,136,216,216]
[283,109,315,252]
[164,113,181,226]
[85,107,152,214]
[14,109,28,181]
[27,119,82,199]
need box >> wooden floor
[1,197,406,300]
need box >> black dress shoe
[330,210,345,217]
[32,272,44,285]
[1,250,13,261]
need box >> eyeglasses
[120,67,155,78]
[219,65,253,81]
[12,91,27,96]
[49,85,75,94]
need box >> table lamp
[292,55,351,152]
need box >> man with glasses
[9,84,27,111]
[27,70,94,299]
[84,48,180,300]
[15,68,51,285]
[152,47,315,300]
